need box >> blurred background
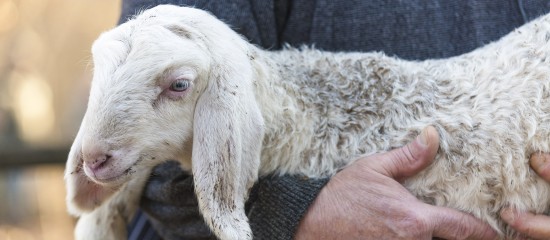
[0,0,121,239]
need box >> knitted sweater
[122,1,550,239]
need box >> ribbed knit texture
[246,175,330,240]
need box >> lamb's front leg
[75,204,127,240]
[74,174,149,240]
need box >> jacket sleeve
[133,161,328,240]
[246,174,329,240]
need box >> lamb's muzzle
[66,4,550,240]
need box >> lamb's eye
[169,79,190,92]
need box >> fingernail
[500,208,515,223]
[417,129,429,147]
[530,153,547,169]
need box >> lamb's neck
[252,50,318,176]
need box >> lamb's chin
[91,172,131,188]
[83,165,134,188]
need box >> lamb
[65,4,550,240]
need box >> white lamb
[65,5,550,240]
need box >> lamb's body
[254,22,550,232]
[66,5,550,239]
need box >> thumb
[375,126,440,181]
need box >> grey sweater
[122,1,550,239]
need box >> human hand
[294,126,498,240]
[499,153,550,240]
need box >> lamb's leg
[74,171,150,240]
[75,204,127,240]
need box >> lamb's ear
[65,126,116,216]
[192,64,264,239]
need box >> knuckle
[398,210,431,237]
[437,214,479,240]
[402,144,418,163]
[507,212,528,232]
[392,145,416,168]
[389,145,421,178]
[449,215,475,239]
[511,220,532,235]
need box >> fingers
[501,208,550,240]
[376,126,440,181]
[530,153,550,182]
[429,205,498,240]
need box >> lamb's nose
[86,153,112,171]
[82,143,111,172]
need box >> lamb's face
[65,6,219,212]
[67,6,265,239]
[79,24,211,188]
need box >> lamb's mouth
[95,167,133,183]
[84,158,142,186]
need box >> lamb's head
[65,5,264,239]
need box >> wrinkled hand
[294,126,498,240]
[500,153,550,240]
